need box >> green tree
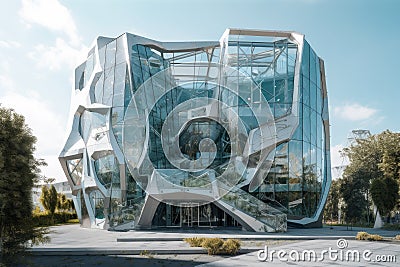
[40,185,58,217]
[370,177,399,222]
[324,179,341,222]
[0,107,48,261]
[342,130,400,225]
[340,173,367,225]
[57,193,71,212]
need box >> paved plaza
[200,239,399,266]
[16,224,400,266]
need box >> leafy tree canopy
[0,107,48,261]
[344,130,400,183]
[40,185,58,216]
[342,130,400,223]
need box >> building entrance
[181,203,199,227]
[151,202,241,228]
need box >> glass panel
[105,40,116,70]
[115,37,126,64]
[124,66,132,109]
[89,190,105,219]
[111,107,124,126]
[310,48,317,84]
[94,73,104,103]
[84,52,95,86]
[316,57,321,89]
[113,63,126,107]
[292,103,303,141]
[67,158,83,185]
[94,153,118,189]
[261,80,274,102]
[130,47,144,92]
[311,110,317,146]
[112,123,123,146]
[287,77,294,102]
[288,46,297,74]
[274,42,287,76]
[316,86,322,115]
[310,82,317,112]
[302,141,311,217]
[317,148,323,185]
[288,140,303,215]
[317,114,323,149]
[302,76,310,106]
[98,46,106,69]
[301,41,310,78]
[103,67,114,105]
[303,106,311,143]
[79,190,89,225]
[80,112,90,142]
[275,79,287,103]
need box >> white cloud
[0,40,22,48]
[28,37,87,71]
[40,155,66,182]
[330,144,349,179]
[334,103,377,121]
[19,0,88,72]
[0,91,66,181]
[330,144,348,167]
[0,75,15,91]
[0,60,11,73]
[19,0,80,45]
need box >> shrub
[367,234,383,241]
[201,238,224,255]
[183,237,241,255]
[66,218,80,224]
[356,232,383,241]
[184,237,206,247]
[32,211,78,227]
[140,250,155,258]
[356,232,369,240]
[221,239,241,255]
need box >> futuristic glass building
[59,29,331,232]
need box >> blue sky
[0,0,399,181]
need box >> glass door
[181,203,199,227]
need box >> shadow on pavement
[14,254,228,267]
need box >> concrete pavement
[29,224,399,255]
[22,224,400,266]
[199,239,400,266]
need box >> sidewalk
[199,239,400,266]
[29,224,400,255]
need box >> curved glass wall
[251,40,326,219]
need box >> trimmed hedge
[32,212,78,227]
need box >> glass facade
[60,29,331,232]
[254,40,327,220]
